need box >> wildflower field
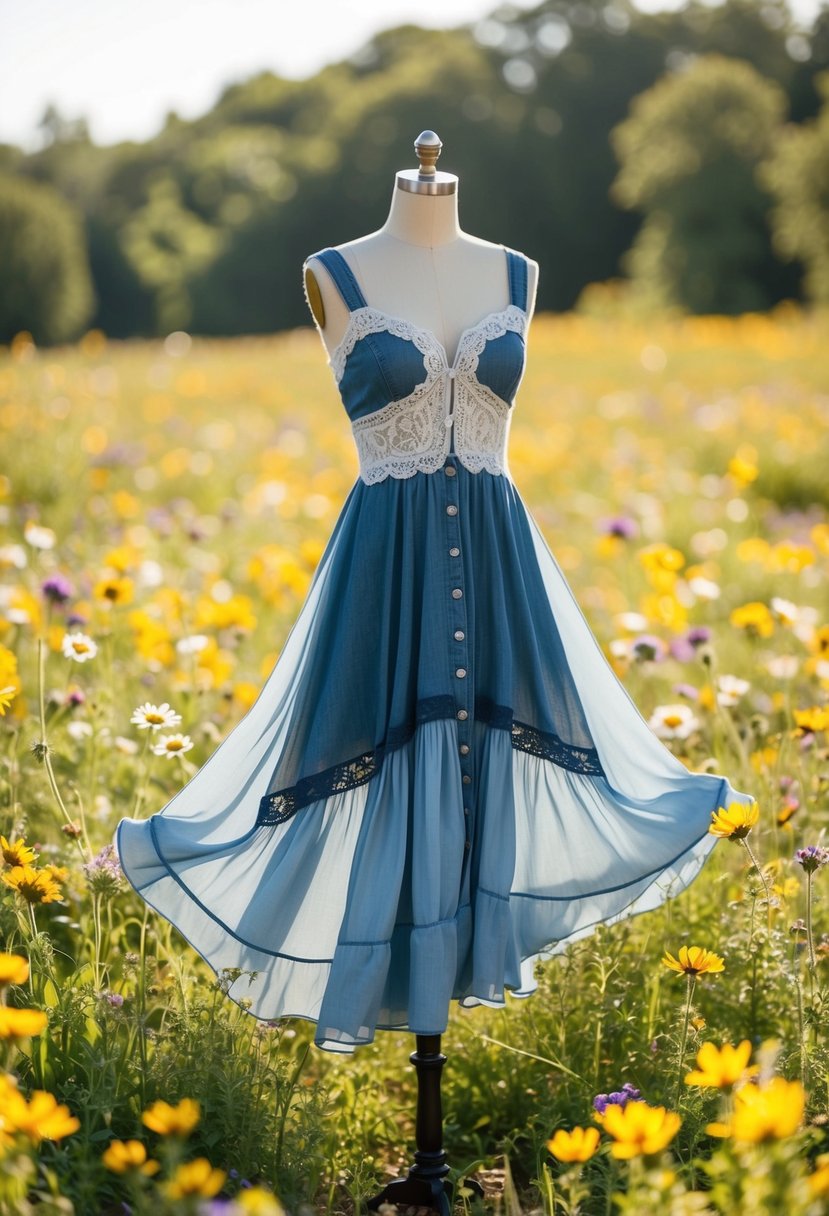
[1,304,829,1215]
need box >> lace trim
[330,309,445,384]
[338,306,527,485]
[352,378,451,483]
[255,694,604,827]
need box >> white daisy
[67,720,93,740]
[176,634,209,656]
[61,632,98,662]
[151,733,194,758]
[764,655,799,679]
[23,521,56,549]
[130,702,183,731]
[770,597,799,626]
[648,704,700,739]
[716,674,751,706]
[687,576,721,601]
[614,612,649,633]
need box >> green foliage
[4,0,829,342]
[0,171,95,344]
[759,69,829,306]
[610,53,788,314]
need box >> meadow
[0,302,828,1215]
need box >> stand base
[367,1164,485,1215]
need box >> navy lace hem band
[255,693,605,828]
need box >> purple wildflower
[672,682,699,701]
[41,574,74,604]
[83,844,125,896]
[631,635,666,663]
[593,1082,641,1114]
[599,516,639,539]
[794,846,829,874]
[65,687,86,707]
[669,637,696,662]
[686,626,711,648]
[102,992,125,1007]
[66,612,88,627]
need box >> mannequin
[304,130,539,370]
[301,132,537,1215]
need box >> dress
[113,243,753,1054]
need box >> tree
[759,68,829,306]
[0,171,95,344]
[609,53,788,314]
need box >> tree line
[1,0,828,345]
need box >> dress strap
[311,248,368,312]
[505,248,529,312]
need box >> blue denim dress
[114,244,753,1053]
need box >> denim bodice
[307,245,530,484]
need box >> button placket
[443,455,472,851]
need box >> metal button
[463,806,470,816]
[445,466,456,477]
[455,667,466,678]
[459,744,470,755]
[454,630,465,641]
[464,840,471,851]
[457,709,468,721]
[446,504,458,516]
[449,547,460,557]
[451,588,463,600]
[462,774,472,785]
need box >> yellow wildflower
[238,1188,286,1215]
[93,575,134,605]
[0,953,29,987]
[684,1041,758,1089]
[547,1125,601,1162]
[602,1100,681,1159]
[162,1156,226,1199]
[808,1152,829,1199]
[727,454,758,487]
[730,602,774,638]
[661,946,725,977]
[708,802,759,841]
[770,541,813,573]
[142,1097,200,1136]
[0,686,17,715]
[0,836,38,867]
[706,1076,804,1143]
[42,863,70,883]
[0,1007,48,1039]
[102,1139,161,1175]
[793,707,829,734]
[735,537,770,565]
[3,1088,80,1142]
[1,864,63,904]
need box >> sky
[1,0,824,152]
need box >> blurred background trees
[1,0,828,344]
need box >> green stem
[674,972,696,1105]
[741,837,772,933]
[806,869,817,972]
[37,637,90,858]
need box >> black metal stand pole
[366,1034,484,1215]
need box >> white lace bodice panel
[330,305,527,485]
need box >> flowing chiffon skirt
[114,458,751,1052]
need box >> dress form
[304,134,539,364]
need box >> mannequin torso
[304,185,539,363]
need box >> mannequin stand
[366,1035,485,1216]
